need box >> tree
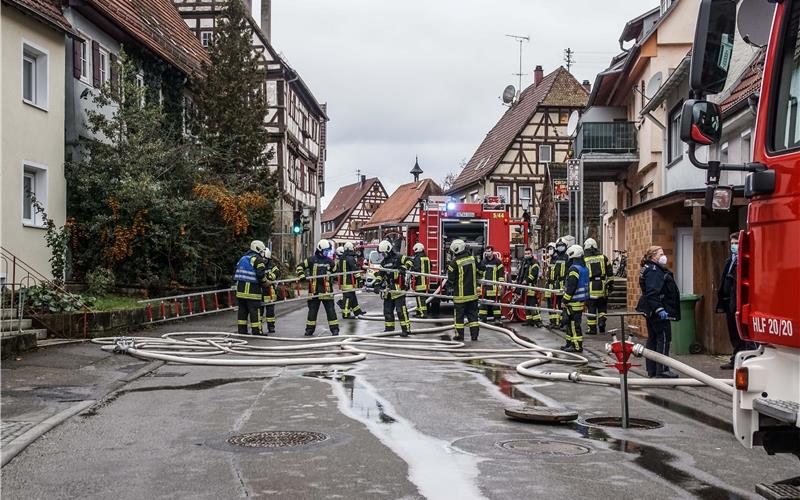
[442,158,466,192]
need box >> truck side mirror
[680,99,722,145]
[690,0,736,95]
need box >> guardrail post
[160,301,166,321]
[200,294,207,313]
[146,303,153,322]
[187,296,193,315]
[213,293,220,310]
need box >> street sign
[567,159,580,191]
[554,180,569,202]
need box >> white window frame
[200,31,213,47]
[668,104,683,163]
[496,185,511,204]
[720,141,729,163]
[134,73,145,107]
[21,162,48,228]
[99,47,110,84]
[470,190,479,202]
[79,38,90,83]
[21,39,49,111]
[741,129,752,162]
[519,186,532,210]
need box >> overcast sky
[271,0,658,208]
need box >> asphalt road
[1,294,798,499]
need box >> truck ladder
[425,209,441,277]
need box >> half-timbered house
[173,0,328,266]
[321,177,388,242]
[362,178,442,247]
[447,66,591,245]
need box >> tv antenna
[564,48,575,73]
[506,34,529,94]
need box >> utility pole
[564,47,575,73]
[506,34,530,94]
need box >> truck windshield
[771,1,800,152]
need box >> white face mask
[657,255,668,266]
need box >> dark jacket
[374,251,412,297]
[296,252,338,298]
[339,250,362,290]
[478,255,504,295]
[636,261,681,320]
[447,251,479,303]
[716,255,737,314]
[234,250,268,300]
[411,252,431,291]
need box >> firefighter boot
[563,343,583,353]
[470,329,479,341]
[400,327,409,338]
[304,328,314,337]
[331,328,340,337]
[453,331,464,341]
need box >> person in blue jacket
[561,244,589,352]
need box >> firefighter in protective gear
[517,247,542,327]
[373,240,412,336]
[542,242,556,309]
[583,238,611,334]
[337,242,365,318]
[410,243,431,318]
[561,244,589,352]
[548,239,568,328]
[447,239,480,341]
[234,240,269,335]
[478,246,505,324]
[260,247,280,334]
[297,239,340,336]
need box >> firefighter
[337,241,365,318]
[261,247,280,334]
[234,240,270,335]
[548,238,568,329]
[410,243,431,318]
[561,244,590,352]
[448,239,480,341]
[373,240,412,336]
[478,246,505,324]
[542,242,556,314]
[583,238,611,334]
[519,247,543,327]
[297,239,340,336]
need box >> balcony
[575,121,639,181]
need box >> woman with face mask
[635,245,681,378]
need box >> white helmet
[261,248,271,259]
[317,239,332,252]
[584,238,598,250]
[561,235,576,247]
[250,240,266,253]
[378,240,393,253]
[450,239,466,254]
[566,244,584,259]
[413,243,425,253]
[336,246,344,256]
[344,241,355,251]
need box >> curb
[0,359,165,468]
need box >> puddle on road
[464,359,555,406]
[633,391,733,434]
[304,369,486,500]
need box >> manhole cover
[505,406,579,423]
[227,431,329,448]
[583,417,662,429]
[497,439,591,456]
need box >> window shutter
[73,38,82,79]
[92,40,100,87]
[109,53,118,94]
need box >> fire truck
[407,196,529,313]
[682,0,799,492]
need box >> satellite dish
[645,71,663,99]
[502,85,516,104]
[566,111,580,137]
[738,0,775,47]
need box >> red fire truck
[682,0,799,489]
[407,196,529,313]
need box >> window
[470,190,479,201]
[134,73,145,107]
[99,48,109,84]
[200,31,213,47]
[460,196,466,202]
[79,40,89,80]
[639,182,653,203]
[741,130,752,162]
[668,103,683,163]
[22,163,47,227]
[519,186,532,210]
[22,41,48,109]
[496,185,511,204]
[771,0,800,152]
[720,142,729,163]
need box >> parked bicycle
[612,250,628,278]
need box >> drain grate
[497,439,592,456]
[583,417,662,429]
[227,431,329,448]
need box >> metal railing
[576,122,638,156]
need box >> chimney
[534,65,543,86]
[582,79,592,94]
[360,174,366,187]
[244,0,271,40]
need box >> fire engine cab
[407,195,529,311]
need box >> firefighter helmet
[378,240,393,253]
[250,240,266,253]
[413,243,425,253]
[584,238,598,250]
[262,248,271,259]
[344,241,355,251]
[450,239,466,254]
[561,235,576,247]
[317,239,332,252]
[566,244,584,259]
[336,246,344,256]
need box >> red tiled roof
[5,0,74,34]
[364,179,442,228]
[447,67,588,194]
[321,178,380,224]
[88,0,209,75]
[720,48,766,115]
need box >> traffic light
[301,215,310,233]
[292,210,302,236]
